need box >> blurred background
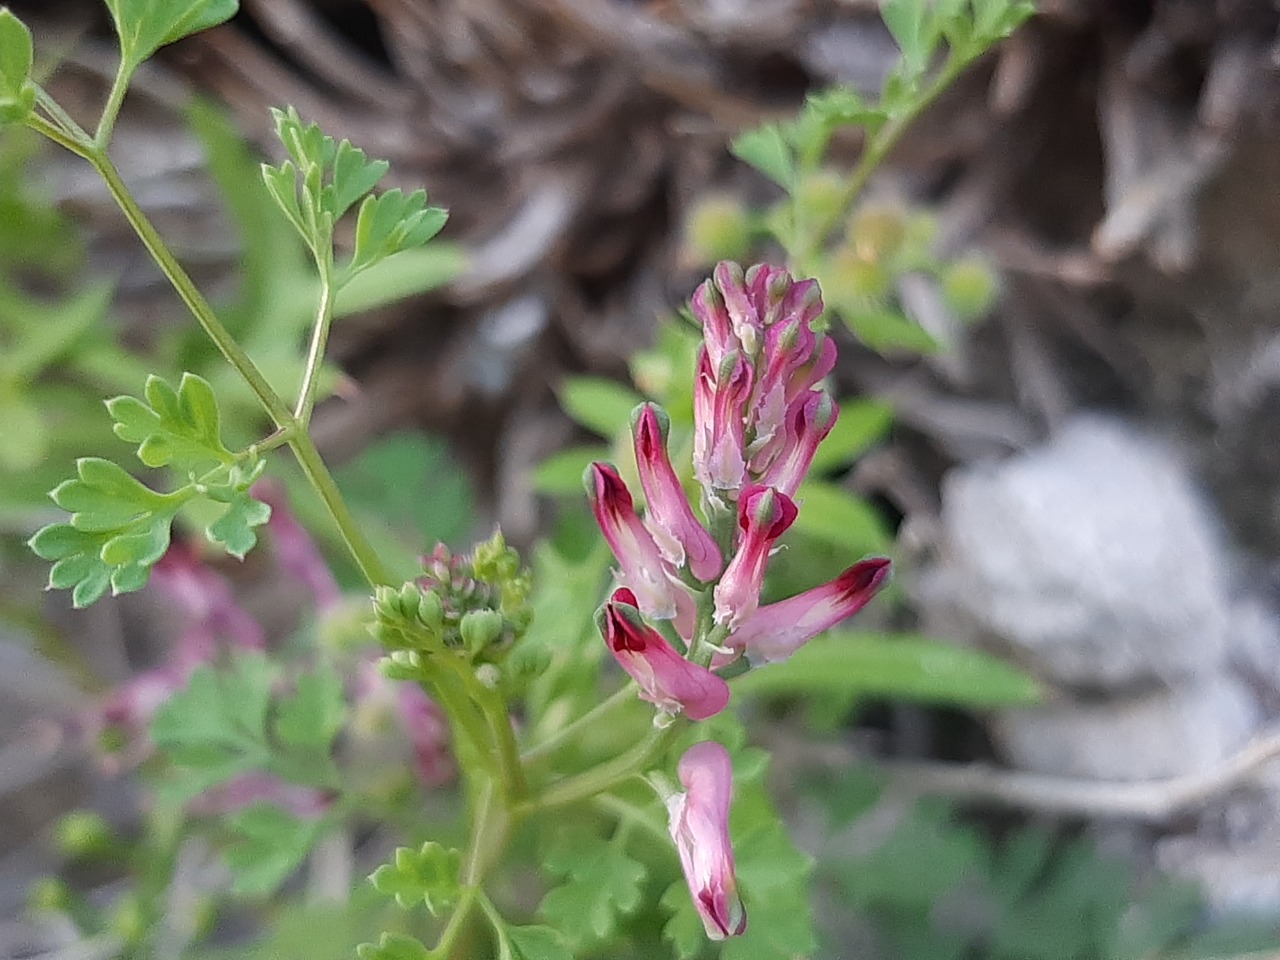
[6,1,1280,957]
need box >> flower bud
[684,194,753,265]
[55,811,115,860]
[460,609,504,656]
[941,256,999,320]
[416,589,444,633]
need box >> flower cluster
[585,262,891,939]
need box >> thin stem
[518,724,681,814]
[594,793,669,843]
[433,884,480,959]
[34,84,92,143]
[25,114,92,159]
[294,259,335,424]
[94,62,133,149]
[89,151,294,426]
[520,683,638,764]
[800,55,971,268]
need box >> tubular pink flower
[151,541,264,653]
[714,261,763,357]
[397,683,454,787]
[758,392,838,498]
[602,589,729,721]
[729,557,892,664]
[633,403,724,582]
[692,279,736,372]
[667,741,746,941]
[713,486,798,627]
[587,462,683,620]
[693,350,752,499]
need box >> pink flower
[397,682,454,787]
[587,462,687,621]
[757,392,838,498]
[601,589,729,721]
[713,486,798,628]
[690,262,834,506]
[667,741,746,940]
[729,557,891,664]
[633,403,723,583]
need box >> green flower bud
[848,206,906,262]
[794,169,847,238]
[459,609,504,656]
[417,589,444,633]
[827,250,891,302]
[396,583,422,620]
[684,194,753,264]
[27,877,72,914]
[379,650,422,681]
[55,811,114,860]
[110,893,146,945]
[941,256,1000,320]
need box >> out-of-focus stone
[992,674,1257,781]
[928,415,1232,688]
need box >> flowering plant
[2,1,1037,957]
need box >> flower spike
[601,589,729,721]
[667,741,747,940]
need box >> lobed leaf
[505,926,573,960]
[369,841,462,916]
[107,372,234,470]
[356,934,431,960]
[729,123,795,189]
[105,0,238,69]
[224,802,325,896]
[538,829,647,945]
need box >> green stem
[294,259,335,424]
[433,884,480,959]
[89,151,294,426]
[517,723,681,814]
[34,84,92,143]
[594,793,669,843]
[94,61,133,149]
[25,113,92,159]
[520,683,638,764]
[799,55,971,269]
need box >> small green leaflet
[729,123,795,189]
[356,933,430,960]
[557,376,645,439]
[29,458,186,607]
[881,0,936,77]
[369,841,462,916]
[502,925,573,960]
[0,8,35,126]
[104,0,238,71]
[260,107,447,278]
[538,829,647,945]
[107,372,234,471]
[224,802,326,896]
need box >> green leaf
[539,830,647,944]
[224,802,325,896]
[31,458,186,606]
[881,0,935,76]
[347,188,448,279]
[0,388,45,471]
[791,480,892,555]
[557,376,644,439]
[356,934,431,960]
[104,0,238,69]
[334,244,465,317]
[205,487,271,559]
[0,9,35,127]
[804,86,888,133]
[269,666,345,787]
[151,655,274,775]
[971,0,1035,43]
[506,925,573,960]
[842,305,941,353]
[807,399,893,474]
[369,841,462,916]
[729,123,795,189]
[731,631,1042,707]
[532,445,611,496]
[107,372,234,470]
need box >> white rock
[992,674,1257,781]
[932,415,1232,688]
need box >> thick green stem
[94,62,132,149]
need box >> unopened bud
[55,811,114,860]
[849,206,906,262]
[941,257,999,320]
[460,609,503,656]
[685,195,752,265]
[396,583,422,620]
[27,877,72,914]
[416,590,444,632]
